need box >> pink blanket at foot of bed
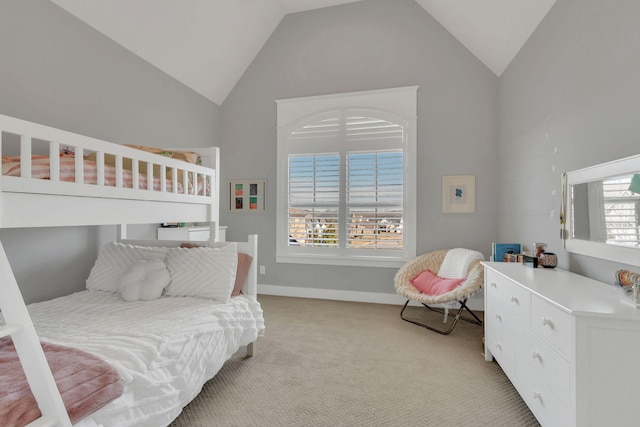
[0,336,123,426]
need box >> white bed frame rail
[0,114,219,228]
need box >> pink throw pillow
[410,269,465,295]
[231,253,253,296]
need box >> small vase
[539,252,557,268]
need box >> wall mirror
[563,154,640,266]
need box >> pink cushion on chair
[410,269,465,295]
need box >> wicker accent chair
[394,249,484,335]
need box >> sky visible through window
[348,152,403,204]
[289,152,403,203]
[289,155,339,204]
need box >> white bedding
[24,290,264,427]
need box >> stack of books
[491,243,522,262]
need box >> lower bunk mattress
[24,290,265,427]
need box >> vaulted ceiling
[50,0,556,105]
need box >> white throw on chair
[394,248,485,335]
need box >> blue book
[492,243,521,262]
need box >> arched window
[276,87,417,267]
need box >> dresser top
[483,262,640,319]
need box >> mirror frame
[563,153,640,267]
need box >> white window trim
[276,86,417,268]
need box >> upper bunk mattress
[24,290,265,427]
[2,155,204,194]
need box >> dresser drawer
[486,271,531,325]
[531,295,573,358]
[519,325,571,408]
[486,328,514,376]
[485,301,516,376]
[516,355,571,427]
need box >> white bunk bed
[0,114,264,427]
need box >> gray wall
[10,0,631,302]
[0,0,220,303]
[218,0,499,295]
[498,0,640,283]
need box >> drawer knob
[490,282,497,288]
[541,317,555,329]
[533,391,543,404]
[510,296,519,305]
[495,314,502,322]
[495,343,502,351]
[532,351,543,362]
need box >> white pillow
[86,242,169,293]
[164,243,238,303]
[437,248,485,279]
[120,259,171,302]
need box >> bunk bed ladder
[0,241,72,427]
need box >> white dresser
[483,262,640,427]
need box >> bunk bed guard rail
[0,114,219,228]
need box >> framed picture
[442,175,475,213]
[229,179,266,212]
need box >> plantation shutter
[603,176,640,247]
[286,114,404,250]
[288,154,340,247]
[346,116,404,250]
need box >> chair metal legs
[399,298,482,335]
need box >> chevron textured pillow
[164,243,238,303]
[86,242,169,293]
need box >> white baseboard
[257,284,485,311]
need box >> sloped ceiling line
[50,0,556,105]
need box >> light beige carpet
[170,295,539,427]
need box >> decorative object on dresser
[483,262,640,426]
[394,248,485,335]
[538,252,557,268]
[616,269,640,307]
[521,254,538,268]
[533,242,547,258]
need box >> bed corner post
[116,224,128,242]
[246,234,258,297]
[246,342,255,357]
[246,234,259,358]
[208,221,218,244]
